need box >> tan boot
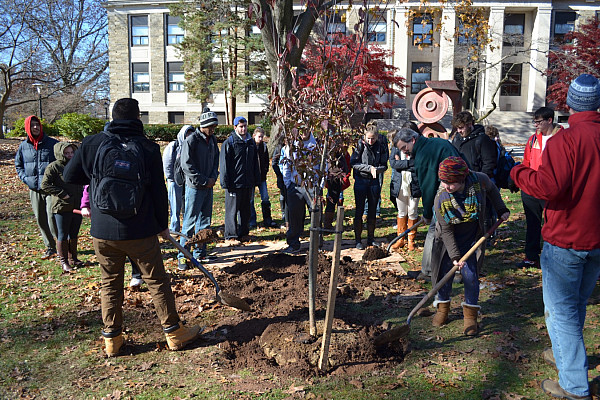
[432,300,451,327]
[102,332,124,357]
[391,217,408,251]
[407,218,418,251]
[462,303,481,336]
[164,322,203,351]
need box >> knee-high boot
[57,240,73,273]
[68,236,84,267]
[391,217,408,250]
[407,218,419,251]
[366,219,376,247]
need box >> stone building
[104,0,599,125]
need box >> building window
[132,63,150,93]
[325,10,346,40]
[457,16,478,46]
[553,11,576,44]
[368,12,386,43]
[411,62,432,94]
[167,15,184,45]
[503,13,525,47]
[168,62,185,92]
[131,15,149,46]
[500,63,522,96]
[140,112,149,124]
[168,112,184,124]
[413,14,433,46]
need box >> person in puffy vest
[63,98,202,356]
[15,115,58,260]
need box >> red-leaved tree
[299,34,405,113]
[546,16,600,110]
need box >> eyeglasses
[532,119,545,125]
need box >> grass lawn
[1,137,600,399]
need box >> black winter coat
[219,132,260,189]
[451,124,497,178]
[63,119,169,241]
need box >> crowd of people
[14,74,600,399]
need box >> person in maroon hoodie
[511,74,600,400]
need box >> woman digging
[431,156,509,335]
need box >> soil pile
[179,252,417,378]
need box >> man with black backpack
[63,98,202,356]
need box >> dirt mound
[186,228,219,245]
[185,252,412,378]
[362,245,389,262]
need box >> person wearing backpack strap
[162,124,195,233]
[219,116,260,245]
[516,107,563,269]
[178,109,220,268]
[63,98,202,356]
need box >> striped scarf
[437,173,482,224]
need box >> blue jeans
[250,181,270,226]
[54,212,82,241]
[167,180,184,233]
[541,242,600,396]
[180,186,213,259]
[435,249,479,305]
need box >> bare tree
[0,0,108,137]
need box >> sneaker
[282,245,301,255]
[542,347,556,369]
[41,248,56,260]
[178,258,190,271]
[129,277,144,288]
[541,379,590,400]
[355,242,364,250]
[516,258,540,268]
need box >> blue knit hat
[233,116,247,126]
[566,74,600,112]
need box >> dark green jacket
[412,136,462,219]
[41,142,83,214]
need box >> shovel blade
[374,323,410,347]
[217,291,251,312]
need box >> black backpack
[493,142,519,189]
[92,132,148,218]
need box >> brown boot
[391,216,408,251]
[462,303,481,336]
[432,300,451,327]
[57,240,73,273]
[164,322,203,350]
[102,331,124,357]
[68,237,84,267]
[407,218,418,251]
[323,212,335,230]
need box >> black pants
[521,190,545,262]
[224,188,252,239]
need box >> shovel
[167,234,251,312]
[386,218,425,253]
[374,218,505,347]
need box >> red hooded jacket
[510,111,600,250]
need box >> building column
[149,13,166,106]
[482,6,505,111]
[527,7,551,112]
[438,7,456,80]
[393,5,409,93]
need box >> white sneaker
[129,277,144,288]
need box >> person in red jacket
[516,107,563,268]
[511,74,600,400]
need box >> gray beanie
[566,74,600,112]
[199,107,218,127]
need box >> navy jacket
[15,135,58,191]
[63,119,168,241]
[219,131,260,189]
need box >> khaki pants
[94,236,180,334]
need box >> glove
[507,176,520,193]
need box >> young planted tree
[546,16,600,110]
[170,0,268,124]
